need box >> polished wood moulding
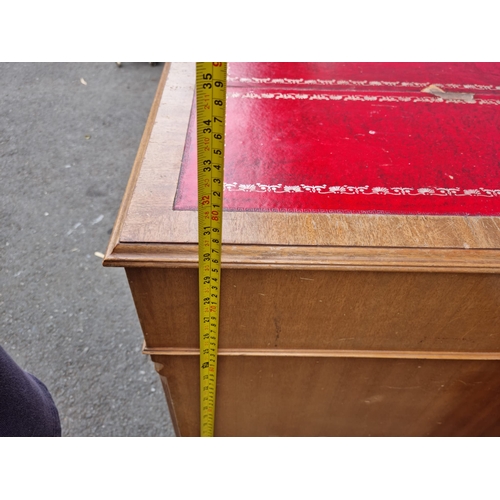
[104,63,500,436]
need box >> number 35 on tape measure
[196,62,227,437]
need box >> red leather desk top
[175,63,500,216]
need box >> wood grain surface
[127,267,500,354]
[152,354,500,437]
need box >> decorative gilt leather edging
[223,183,500,198]
[142,344,500,361]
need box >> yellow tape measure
[196,62,227,437]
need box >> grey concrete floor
[0,62,175,436]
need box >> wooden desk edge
[104,63,172,264]
[103,241,500,273]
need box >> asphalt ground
[0,62,175,436]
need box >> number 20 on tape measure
[197,62,227,437]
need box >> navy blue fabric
[0,346,61,437]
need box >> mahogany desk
[104,62,500,436]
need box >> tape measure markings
[196,62,227,437]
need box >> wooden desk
[104,63,500,436]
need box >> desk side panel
[126,267,500,354]
[152,354,500,437]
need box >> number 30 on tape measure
[196,62,227,437]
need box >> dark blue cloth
[0,346,61,437]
